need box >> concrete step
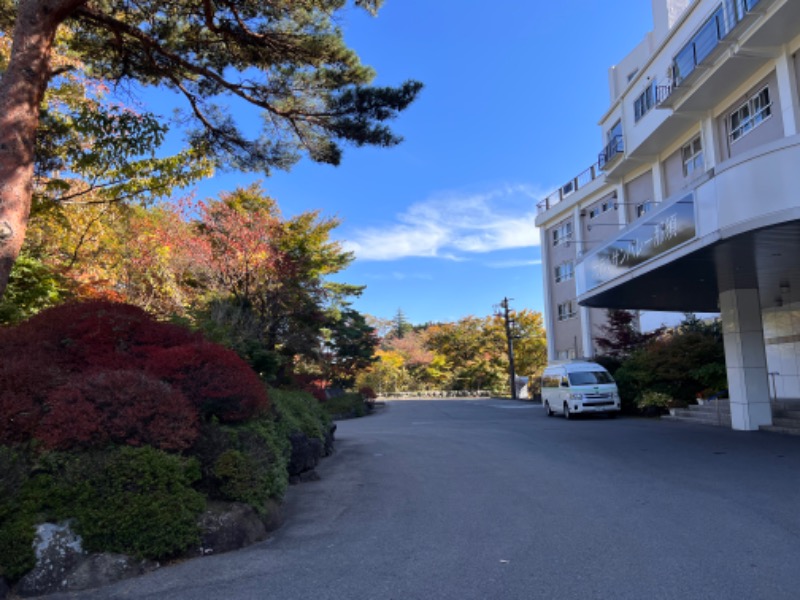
[774,409,800,419]
[662,414,732,427]
[761,425,800,436]
[669,406,730,419]
[772,400,800,411]
[680,405,731,416]
[771,416,800,429]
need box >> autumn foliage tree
[358,310,548,395]
[0,0,421,299]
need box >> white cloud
[343,184,545,261]
[484,258,542,269]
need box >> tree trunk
[0,0,86,299]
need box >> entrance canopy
[577,218,800,313]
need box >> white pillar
[540,225,557,362]
[701,114,718,170]
[775,49,800,137]
[719,288,772,431]
[652,161,665,204]
[615,185,627,228]
[580,306,594,359]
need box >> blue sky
[161,1,656,325]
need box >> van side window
[541,374,560,388]
[560,376,569,387]
[568,371,614,385]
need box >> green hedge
[195,416,290,514]
[323,392,369,418]
[0,447,205,579]
[270,388,331,441]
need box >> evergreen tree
[0,0,422,298]
[392,308,413,339]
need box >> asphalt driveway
[44,399,800,600]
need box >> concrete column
[652,162,665,204]
[540,225,557,362]
[719,288,772,431]
[701,114,718,170]
[571,205,584,358]
[580,305,594,359]
[775,49,800,137]
[615,185,627,228]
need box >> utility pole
[500,297,517,400]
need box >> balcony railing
[537,163,601,214]
[658,0,765,106]
[598,135,624,171]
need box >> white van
[540,361,620,419]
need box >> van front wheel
[544,401,553,417]
[563,402,572,420]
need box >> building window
[557,301,577,321]
[552,220,573,246]
[557,349,577,360]
[634,81,657,122]
[729,86,772,143]
[681,135,703,177]
[636,201,654,218]
[554,261,574,283]
[589,202,611,219]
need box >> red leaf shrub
[0,301,264,451]
[146,342,269,422]
[37,385,105,450]
[38,371,199,451]
[0,358,61,445]
[5,301,199,373]
[291,374,328,402]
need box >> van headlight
[570,393,583,400]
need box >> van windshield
[568,371,613,385]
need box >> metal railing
[598,135,624,171]
[537,163,601,214]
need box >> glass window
[608,120,622,142]
[681,135,703,177]
[557,301,576,321]
[729,86,771,143]
[634,82,657,122]
[568,371,614,385]
[636,201,654,218]
[555,261,574,283]
[552,220,574,246]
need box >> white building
[534,0,800,431]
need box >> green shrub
[201,416,290,513]
[270,388,331,442]
[0,513,37,580]
[636,390,673,410]
[323,392,368,418]
[72,447,205,560]
[0,447,36,580]
[0,449,91,580]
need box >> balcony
[657,0,776,110]
[536,163,601,214]
[598,135,624,171]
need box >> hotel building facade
[534,0,800,430]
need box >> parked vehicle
[541,361,620,419]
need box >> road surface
[47,399,800,599]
